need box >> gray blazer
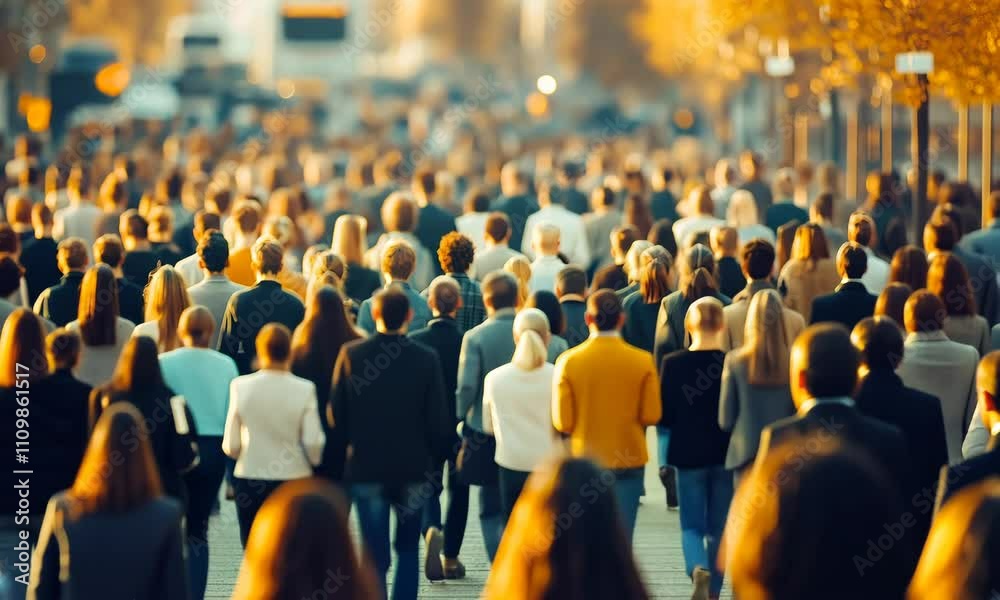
[456,308,562,431]
[471,245,523,281]
[943,315,991,357]
[897,331,979,463]
[187,274,247,350]
[718,352,796,470]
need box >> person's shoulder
[145,496,184,522]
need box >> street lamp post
[896,51,933,237]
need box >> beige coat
[778,258,840,323]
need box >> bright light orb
[536,75,557,96]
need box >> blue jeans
[351,483,427,600]
[420,456,468,559]
[478,484,502,562]
[656,426,671,468]
[676,466,733,596]
[612,468,645,544]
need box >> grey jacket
[187,274,247,350]
[718,352,796,470]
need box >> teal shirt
[159,347,239,437]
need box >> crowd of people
[0,124,998,600]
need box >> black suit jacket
[19,236,60,304]
[414,204,457,275]
[122,250,161,288]
[116,277,145,326]
[30,370,92,509]
[809,281,878,329]
[560,299,588,349]
[330,333,452,485]
[409,317,463,426]
[591,263,629,292]
[492,194,539,252]
[716,256,747,299]
[218,280,305,374]
[936,433,1000,512]
[34,271,85,327]
[558,187,589,215]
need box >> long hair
[310,250,346,291]
[69,402,162,517]
[511,308,550,371]
[775,220,801,271]
[525,291,564,336]
[0,308,47,386]
[908,480,1000,600]
[680,244,718,301]
[623,194,653,239]
[108,336,166,394]
[791,223,830,270]
[232,478,379,600]
[78,264,120,347]
[926,252,976,317]
[485,457,649,600]
[640,257,672,304]
[144,266,191,352]
[504,255,532,307]
[291,286,359,391]
[890,245,928,290]
[739,290,789,386]
[875,283,914,328]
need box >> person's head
[251,238,285,277]
[810,191,836,223]
[624,240,654,283]
[890,245,928,290]
[739,150,763,180]
[927,252,976,317]
[381,191,419,233]
[308,251,345,288]
[197,230,230,274]
[93,234,126,269]
[484,212,512,246]
[531,223,561,257]
[740,289,790,385]
[684,296,725,347]
[462,186,491,216]
[69,402,162,516]
[146,205,174,242]
[0,255,24,298]
[177,305,216,349]
[109,336,164,392]
[679,243,718,301]
[726,190,759,227]
[256,323,293,370]
[46,327,81,371]
[610,225,640,265]
[847,211,877,250]
[923,217,959,253]
[836,242,868,280]
[31,202,53,237]
[232,478,378,600]
[904,289,946,334]
[908,480,1000,600]
[437,231,475,275]
[291,285,358,381]
[425,275,461,318]
[0,308,47,386]
[775,219,801,269]
[874,283,913,328]
[484,456,648,600]
[709,226,739,258]
[119,209,149,243]
[792,223,831,263]
[689,185,714,216]
[773,167,796,199]
[727,440,914,600]
[500,161,528,196]
[78,265,120,347]
[511,308,551,372]
[5,193,32,229]
[204,184,233,216]
[740,239,776,281]
[482,271,520,314]
[555,266,587,299]
[232,200,263,239]
[635,256,670,304]
[623,194,652,238]
[789,323,858,406]
[585,289,623,332]
[192,210,221,243]
[0,224,19,258]
[590,185,616,213]
[331,214,368,265]
[56,237,89,274]
[371,287,411,333]
[145,266,191,353]
[262,215,295,250]
[525,291,564,336]
[647,218,677,257]
[501,257,531,306]
[851,316,904,374]
[714,158,736,188]
[379,239,417,283]
[97,173,126,212]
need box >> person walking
[185,231,246,350]
[66,265,136,387]
[32,237,88,327]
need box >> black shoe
[424,527,445,582]
[660,466,678,510]
[443,557,466,580]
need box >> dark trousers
[184,436,226,600]
[232,477,287,547]
[497,467,531,524]
[421,456,469,559]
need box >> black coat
[660,350,731,468]
[122,250,161,288]
[650,189,679,222]
[409,317,463,426]
[20,236,60,304]
[414,204,457,275]
[809,281,878,330]
[34,271,85,327]
[936,434,1000,512]
[492,194,539,252]
[218,280,305,374]
[343,262,382,304]
[716,256,747,300]
[559,187,589,215]
[560,299,588,349]
[591,263,629,292]
[330,333,452,485]
[116,277,145,326]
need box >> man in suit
[591,226,637,292]
[330,288,451,599]
[896,291,979,463]
[925,216,999,325]
[491,162,538,252]
[521,180,590,268]
[810,242,878,329]
[959,190,1000,264]
[553,290,661,543]
[412,168,457,276]
[848,212,889,295]
[556,161,589,215]
[173,210,222,287]
[93,234,145,326]
[187,231,247,350]
[737,151,772,219]
[723,239,804,349]
[357,240,432,334]
[470,212,523,281]
[851,317,949,545]
[936,350,1000,510]
[409,276,468,581]
[556,265,588,348]
[33,237,88,327]
[582,186,622,274]
[19,202,60,304]
[218,238,305,374]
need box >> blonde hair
[504,256,532,307]
[684,296,725,334]
[511,308,551,371]
[740,289,790,386]
[727,190,759,227]
[144,266,191,352]
[332,214,368,264]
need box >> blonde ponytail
[511,308,550,371]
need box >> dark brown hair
[0,308,47,386]
[874,283,913,328]
[890,245,928,290]
[927,252,977,317]
[78,265,120,347]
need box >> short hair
[904,290,946,333]
[482,271,519,311]
[93,234,124,268]
[795,323,859,397]
[593,186,616,208]
[437,232,475,274]
[848,212,875,247]
[875,283,913,327]
[382,192,418,233]
[611,226,640,258]
[484,212,511,243]
[193,210,221,237]
[6,193,31,226]
[427,276,461,315]
[851,317,904,371]
[372,288,410,330]
[837,242,868,279]
[414,168,437,197]
[741,239,776,280]
[381,240,416,280]
[813,192,836,220]
[256,323,291,363]
[198,230,230,274]
[0,256,25,297]
[147,205,174,237]
[0,225,18,255]
[205,185,233,214]
[556,266,587,296]
[710,226,739,255]
[924,218,958,252]
[31,202,53,228]
[685,296,725,333]
[586,289,623,331]
[533,223,561,253]
[251,238,284,275]
[46,328,82,370]
[233,201,262,235]
[120,210,148,240]
[57,238,89,271]
[463,187,491,214]
[178,305,216,348]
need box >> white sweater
[482,362,557,472]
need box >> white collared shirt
[528,255,567,294]
[861,248,889,295]
[798,396,855,415]
[521,205,591,267]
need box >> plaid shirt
[451,272,486,333]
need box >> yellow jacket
[552,334,661,469]
[225,247,255,287]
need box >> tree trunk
[912,74,930,239]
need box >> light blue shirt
[356,281,432,334]
[159,347,239,437]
